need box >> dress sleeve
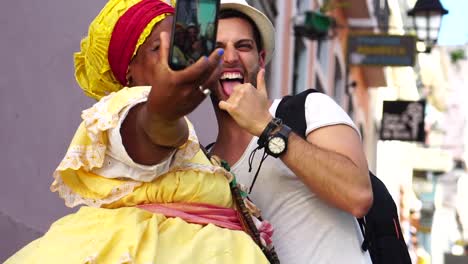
[304,93,360,137]
[51,86,201,208]
[89,88,201,182]
[92,98,176,182]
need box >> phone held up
[168,0,220,70]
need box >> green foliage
[450,49,466,64]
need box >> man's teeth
[221,72,243,80]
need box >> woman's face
[127,16,173,86]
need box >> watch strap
[277,124,292,139]
[257,117,282,147]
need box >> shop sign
[347,34,416,67]
[380,100,426,142]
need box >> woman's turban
[74,0,175,100]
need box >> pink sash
[137,202,243,231]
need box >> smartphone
[169,0,220,70]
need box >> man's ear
[259,50,266,68]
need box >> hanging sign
[347,34,416,67]
[380,100,426,142]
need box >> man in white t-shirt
[209,0,374,263]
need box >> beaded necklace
[205,151,280,264]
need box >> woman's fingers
[159,32,171,68]
[177,48,224,85]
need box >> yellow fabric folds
[5,207,269,264]
[54,86,150,172]
[5,87,270,263]
[50,86,204,208]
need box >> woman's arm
[121,32,223,165]
[120,102,184,165]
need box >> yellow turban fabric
[74,0,176,100]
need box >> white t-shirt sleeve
[304,93,360,137]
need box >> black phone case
[168,0,220,71]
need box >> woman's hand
[131,31,222,151]
[145,31,223,122]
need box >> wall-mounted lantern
[407,0,448,53]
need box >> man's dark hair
[219,9,263,52]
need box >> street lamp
[407,0,448,53]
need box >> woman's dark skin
[121,17,224,165]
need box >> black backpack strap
[205,142,215,152]
[275,89,318,137]
[199,143,211,157]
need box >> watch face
[268,136,286,154]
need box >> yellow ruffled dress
[5,87,269,264]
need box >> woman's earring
[125,68,132,86]
[126,76,133,86]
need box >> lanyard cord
[247,145,268,194]
[247,118,282,194]
[205,136,270,195]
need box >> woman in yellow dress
[4,0,277,263]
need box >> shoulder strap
[275,89,318,138]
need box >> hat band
[108,0,174,85]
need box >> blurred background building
[247,0,468,263]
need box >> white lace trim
[57,145,107,172]
[50,171,142,208]
[50,161,233,208]
[172,118,201,165]
[81,92,121,144]
[83,252,154,264]
[119,252,133,263]
[83,253,98,264]
[170,161,234,182]
[58,88,150,172]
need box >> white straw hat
[220,0,275,63]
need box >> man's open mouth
[220,72,244,96]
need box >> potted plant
[450,49,466,64]
[293,0,348,40]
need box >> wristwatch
[265,124,292,158]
